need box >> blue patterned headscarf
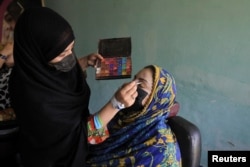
[86,65,181,167]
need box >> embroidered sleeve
[87,115,109,144]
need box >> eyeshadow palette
[96,37,132,80]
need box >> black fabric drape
[9,7,90,167]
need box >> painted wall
[46,0,250,166]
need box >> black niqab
[9,7,90,167]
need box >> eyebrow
[134,75,149,84]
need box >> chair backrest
[168,101,180,118]
[168,116,201,167]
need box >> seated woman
[86,65,182,167]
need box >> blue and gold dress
[87,65,182,167]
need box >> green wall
[46,0,250,166]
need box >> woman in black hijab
[9,7,138,167]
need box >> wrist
[78,56,88,71]
[110,96,125,110]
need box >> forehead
[60,41,74,54]
[65,41,74,49]
[136,68,153,79]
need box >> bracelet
[110,96,125,110]
[0,54,7,60]
[93,114,103,129]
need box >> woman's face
[49,41,74,63]
[134,67,153,106]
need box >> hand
[1,42,13,57]
[114,81,138,107]
[0,43,14,67]
[78,53,104,70]
[86,53,104,67]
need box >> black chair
[168,116,202,167]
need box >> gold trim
[143,65,160,110]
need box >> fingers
[1,43,14,56]
[78,53,104,70]
[94,53,104,61]
[121,80,137,92]
[87,53,104,67]
[130,91,138,101]
[115,81,138,107]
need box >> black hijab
[9,7,90,167]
